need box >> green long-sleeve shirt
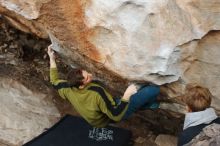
[50,68,129,127]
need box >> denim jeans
[121,85,160,119]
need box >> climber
[48,44,160,127]
[178,84,220,146]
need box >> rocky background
[0,0,220,145]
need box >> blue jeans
[121,85,160,119]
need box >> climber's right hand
[122,84,137,101]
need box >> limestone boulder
[0,78,60,145]
[0,0,220,108]
[180,31,220,110]
[155,134,178,146]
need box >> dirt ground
[0,17,184,146]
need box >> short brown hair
[184,84,212,112]
[67,68,84,88]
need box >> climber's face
[81,70,92,85]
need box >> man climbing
[178,84,220,146]
[48,45,160,127]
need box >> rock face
[155,134,177,146]
[0,78,60,145]
[0,1,220,108]
[180,31,220,109]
